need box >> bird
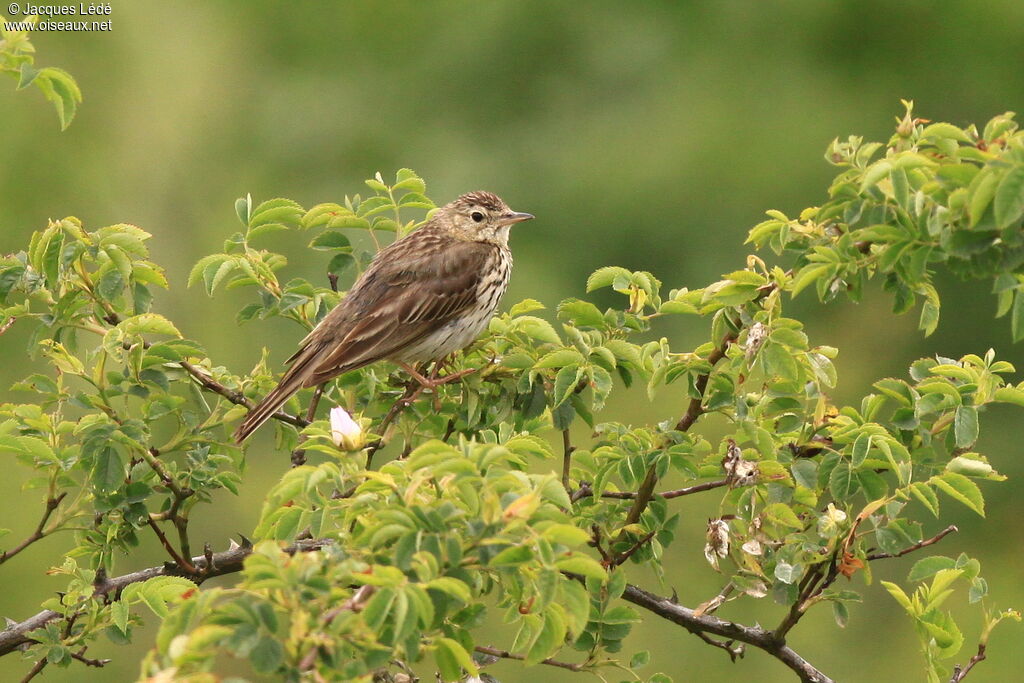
[233,191,533,442]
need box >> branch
[949,644,986,682]
[69,648,110,668]
[674,329,738,432]
[574,478,730,501]
[612,530,656,567]
[866,525,958,561]
[178,359,308,429]
[299,585,378,671]
[615,328,737,549]
[561,429,574,492]
[364,382,419,467]
[0,538,330,657]
[622,583,834,683]
[146,517,195,574]
[18,658,46,682]
[474,644,585,672]
[0,492,66,565]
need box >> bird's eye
[471,211,485,223]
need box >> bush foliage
[1,101,1022,682]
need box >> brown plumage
[234,191,533,442]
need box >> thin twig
[613,530,656,567]
[588,524,613,565]
[70,648,110,668]
[561,429,575,492]
[364,383,419,468]
[179,359,308,429]
[146,517,196,574]
[299,585,377,671]
[0,316,15,336]
[0,539,331,656]
[694,630,745,662]
[578,478,730,501]
[867,525,958,561]
[675,329,738,432]
[474,644,585,672]
[291,383,329,467]
[0,492,67,565]
[19,658,46,683]
[949,644,986,682]
[617,329,738,541]
[621,583,834,683]
[305,384,326,423]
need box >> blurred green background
[2,1,1023,681]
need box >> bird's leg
[397,360,476,393]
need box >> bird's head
[433,191,533,245]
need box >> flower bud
[330,406,365,451]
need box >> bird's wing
[301,233,496,385]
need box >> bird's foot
[396,362,477,401]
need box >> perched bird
[233,191,533,442]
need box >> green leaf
[586,266,631,292]
[764,502,803,530]
[552,365,584,407]
[994,166,1024,228]
[308,230,351,251]
[526,608,567,666]
[851,434,871,467]
[907,482,940,517]
[829,462,858,500]
[434,637,477,681]
[490,544,534,566]
[250,636,284,674]
[542,523,589,547]
[790,264,830,297]
[90,445,125,493]
[426,577,472,603]
[994,386,1024,407]
[514,316,561,345]
[930,472,985,516]
[968,167,999,226]
[34,67,82,130]
[907,556,957,583]
[953,405,979,448]
[555,555,607,581]
[557,299,605,328]
[534,348,585,369]
[509,298,545,316]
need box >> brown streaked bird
[233,191,533,442]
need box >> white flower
[330,406,364,451]
[817,503,848,538]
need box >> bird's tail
[233,344,323,443]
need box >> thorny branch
[0,538,331,657]
[775,525,960,642]
[622,582,834,683]
[178,359,308,429]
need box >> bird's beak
[499,211,534,226]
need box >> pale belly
[391,303,496,363]
[390,251,510,364]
